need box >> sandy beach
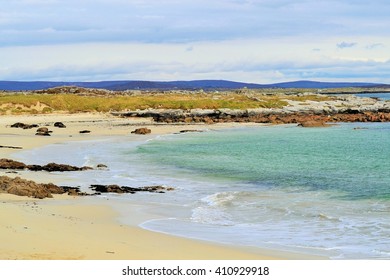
[0,113,322,260]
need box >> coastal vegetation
[0,89,334,115]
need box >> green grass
[0,93,292,114]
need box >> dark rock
[0,175,172,199]
[90,184,173,194]
[61,186,80,193]
[179,130,203,133]
[131,128,151,135]
[35,132,51,136]
[10,123,38,129]
[54,122,66,128]
[67,188,79,196]
[1,158,92,172]
[61,186,91,196]
[0,158,26,170]
[79,130,91,134]
[10,122,26,128]
[40,163,89,172]
[36,127,49,133]
[298,121,331,127]
[36,127,52,136]
[96,164,108,169]
[25,164,44,171]
[343,108,361,114]
[27,124,39,129]
[0,145,22,150]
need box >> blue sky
[1,0,389,83]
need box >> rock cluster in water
[0,159,174,199]
[0,176,174,199]
[0,158,92,172]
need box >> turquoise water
[137,124,390,200]
[134,123,390,258]
[13,123,390,259]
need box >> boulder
[298,121,330,127]
[10,122,26,128]
[54,122,66,128]
[131,128,151,135]
[36,127,52,136]
[96,164,108,169]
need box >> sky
[0,0,390,83]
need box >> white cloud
[0,0,390,82]
[337,42,358,49]
[1,37,390,83]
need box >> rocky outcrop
[131,127,151,134]
[90,184,173,194]
[113,95,390,124]
[0,158,92,172]
[0,176,62,199]
[29,163,93,172]
[116,108,390,124]
[0,175,174,199]
[0,176,93,198]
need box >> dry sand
[0,113,322,260]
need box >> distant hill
[0,80,386,91]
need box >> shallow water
[13,123,390,259]
[353,92,390,100]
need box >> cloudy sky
[1,0,390,83]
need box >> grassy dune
[0,91,333,115]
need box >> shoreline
[0,113,324,260]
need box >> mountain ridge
[0,79,388,91]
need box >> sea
[11,93,390,259]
